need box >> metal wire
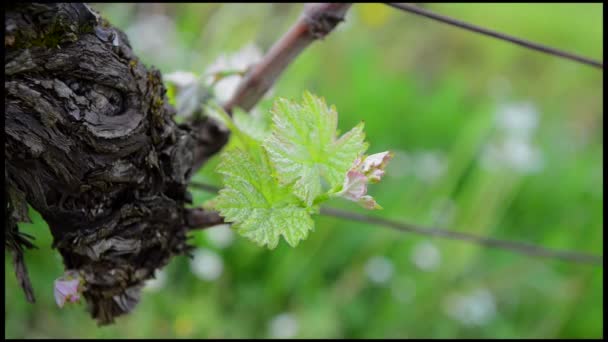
[386,3,603,69]
[189,182,603,266]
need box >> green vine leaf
[207,91,389,249]
[204,103,263,154]
[233,108,271,142]
[263,91,369,206]
[214,148,314,249]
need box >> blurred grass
[5,3,603,338]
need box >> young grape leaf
[263,92,368,206]
[204,103,261,153]
[204,104,270,144]
[233,108,271,142]
[214,148,314,249]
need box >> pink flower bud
[340,170,368,201]
[54,270,83,308]
[336,151,392,210]
[358,195,382,210]
[361,151,393,183]
[368,169,385,183]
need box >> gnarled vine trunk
[4,3,226,325]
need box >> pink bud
[340,170,368,201]
[336,151,392,210]
[54,270,83,308]
[368,169,385,183]
[361,151,393,182]
[362,151,391,170]
[358,195,382,210]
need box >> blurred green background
[5,3,603,338]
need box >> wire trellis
[386,3,603,69]
[188,182,603,266]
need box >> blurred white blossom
[163,70,205,119]
[268,312,299,339]
[481,138,544,173]
[481,101,544,174]
[204,43,265,103]
[496,102,539,140]
[414,151,446,183]
[365,256,394,285]
[144,269,167,292]
[125,15,180,65]
[505,138,543,172]
[205,43,263,75]
[190,248,224,281]
[164,71,198,88]
[165,43,266,118]
[205,224,235,249]
[410,241,441,272]
[443,288,497,327]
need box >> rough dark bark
[4,3,223,325]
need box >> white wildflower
[164,71,198,88]
[365,256,394,285]
[206,224,235,249]
[443,288,497,327]
[268,313,299,339]
[414,151,446,183]
[411,241,441,272]
[204,43,264,103]
[190,248,224,281]
[496,102,539,140]
[125,15,180,65]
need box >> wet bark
[4,3,226,325]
